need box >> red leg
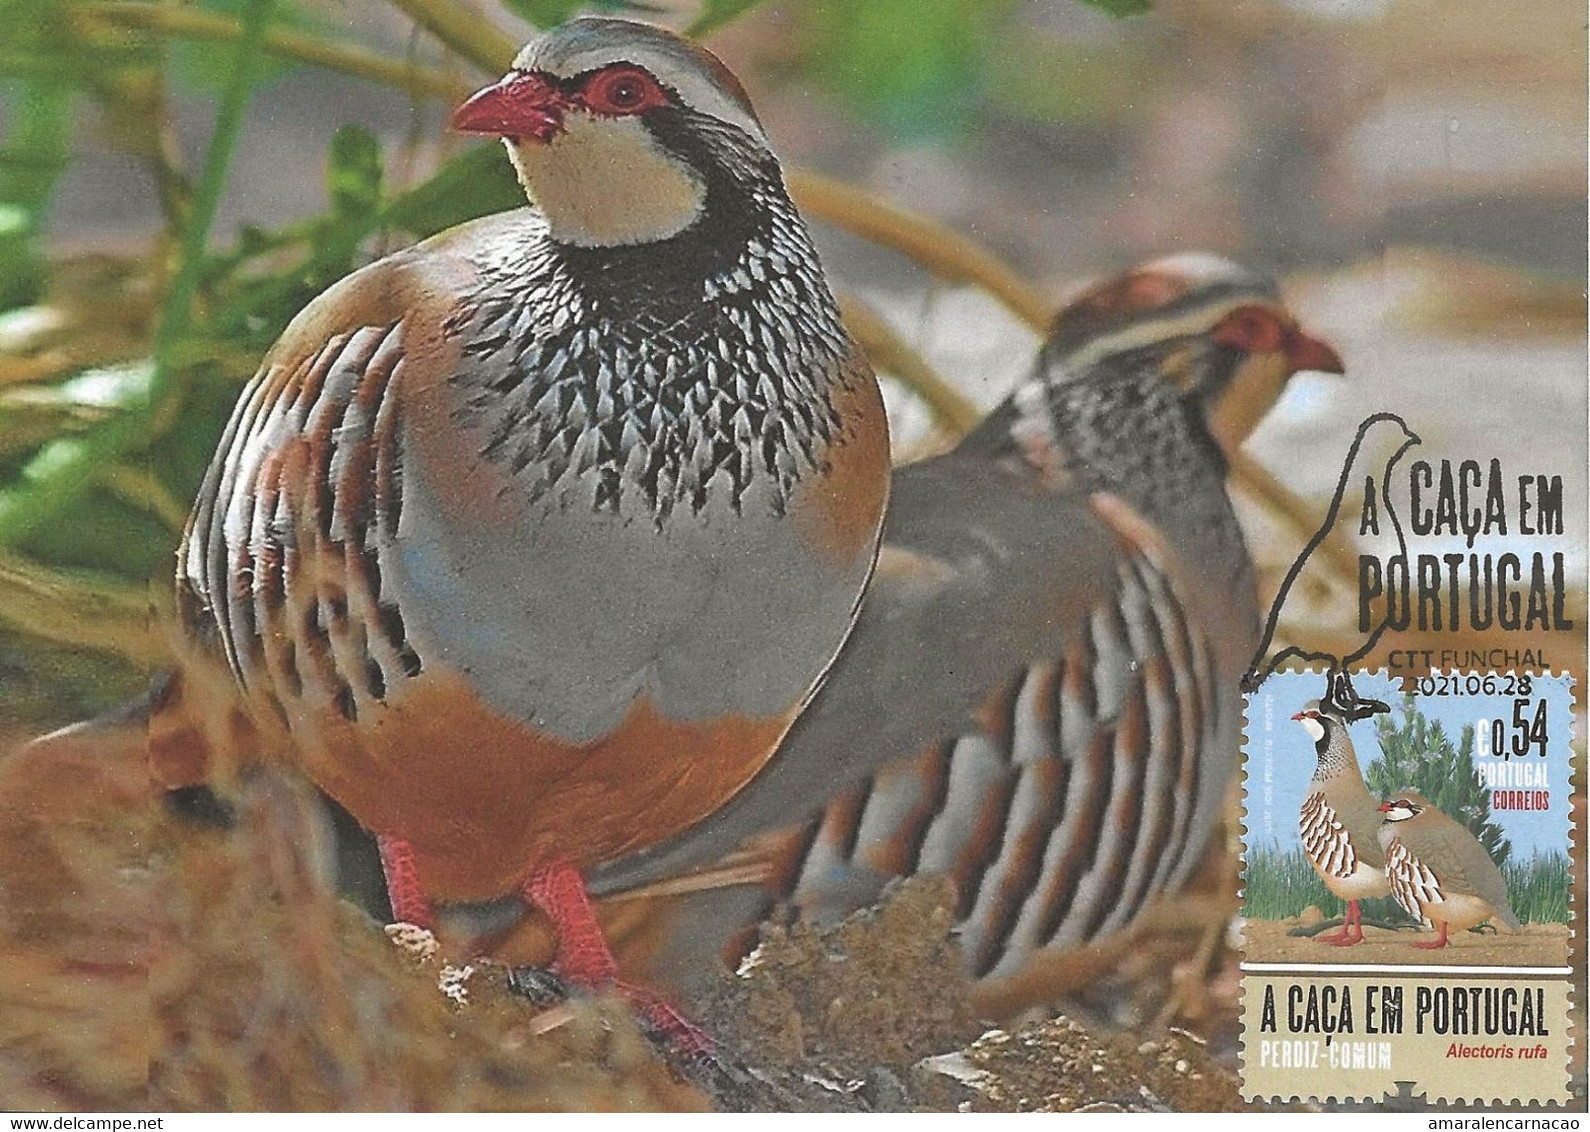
[1343,900,1365,945]
[1318,900,1357,945]
[1412,921,1450,950]
[523,860,710,1056]
[379,834,436,929]
[523,859,617,985]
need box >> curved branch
[384,0,516,73]
[1228,449,1360,587]
[788,168,1054,333]
[835,292,981,438]
[76,3,468,101]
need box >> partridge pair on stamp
[1239,669,1574,1104]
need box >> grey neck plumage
[1312,716,1363,785]
[1039,346,1239,539]
[450,161,851,524]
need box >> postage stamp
[1238,668,1574,1104]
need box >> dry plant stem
[788,168,1055,334]
[837,292,982,438]
[1229,448,1359,587]
[1152,908,1227,1029]
[98,463,188,534]
[0,551,163,661]
[89,64,193,236]
[75,3,468,101]
[385,0,516,72]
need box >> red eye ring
[580,65,666,116]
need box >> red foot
[379,834,436,930]
[1411,923,1450,950]
[1316,900,1365,945]
[524,860,711,1055]
[612,981,714,1058]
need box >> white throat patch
[508,113,705,247]
[1298,715,1326,743]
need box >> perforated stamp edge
[1235,668,1577,1106]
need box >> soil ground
[1243,919,1571,967]
[0,721,1578,1111]
[0,724,1257,1113]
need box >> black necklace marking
[450,109,854,520]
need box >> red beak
[1285,328,1345,376]
[452,72,565,142]
[1290,712,1304,721]
[1377,802,1393,812]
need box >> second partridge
[590,255,1345,987]
[1378,791,1523,949]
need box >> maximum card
[1238,669,1574,1105]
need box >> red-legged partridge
[145,16,890,1042]
[1378,791,1522,949]
[1292,689,1393,946]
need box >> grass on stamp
[1244,846,1409,926]
[1501,851,1571,924]
[1244,846,1571,927]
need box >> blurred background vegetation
[0,0,1583,737]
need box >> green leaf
[800,0,1010,141]
[500,0,587,27]
[0,76,71,310]
[171,0,318,91]
[687,0,766,37]
[1076,0,1151,16]
[382,144,522,240]
[327,125,384,221]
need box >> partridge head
[1027,251,1343,454]
[455,19,770,250]
[149,17,890,1048]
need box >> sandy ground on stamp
[1243,919,1571,967]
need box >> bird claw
[504,964,717,1071]
[616,980,715,1062]
[506,964,573,1007]
[385,921,440,962]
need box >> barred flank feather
[778,544,1221,981]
